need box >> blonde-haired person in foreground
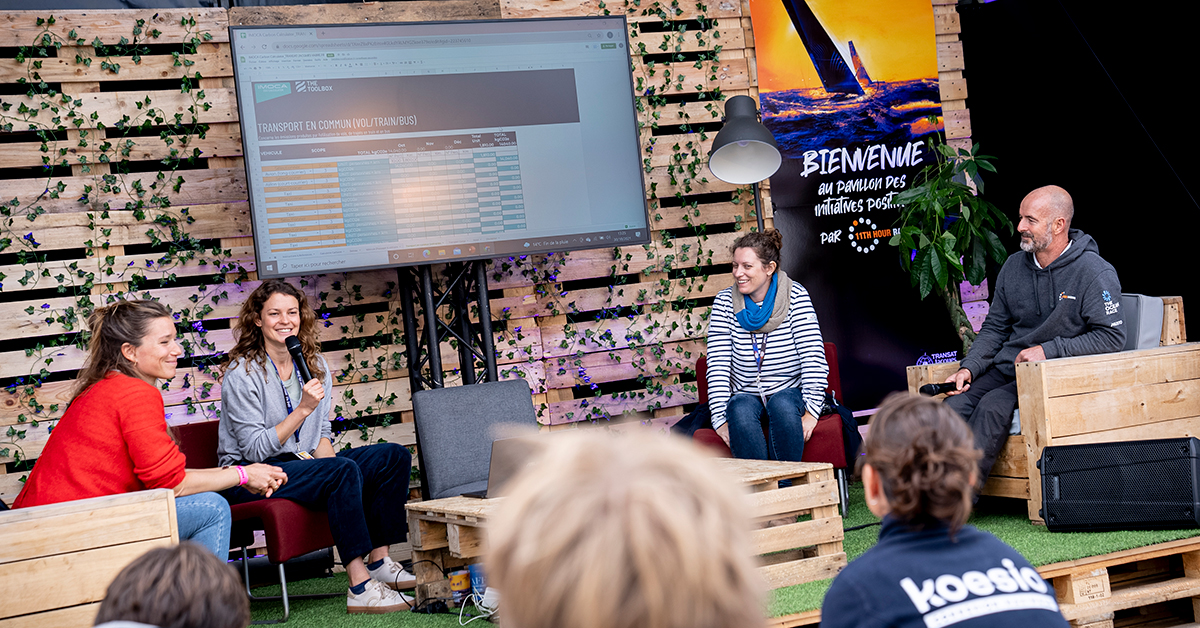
[820,393,1068,628]
[488,432,766,628]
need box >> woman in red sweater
[14,300,286,560]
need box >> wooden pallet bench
[0,489,178,628]
[908,298,1194,523]
[405,459,845,606]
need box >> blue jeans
[223,443,412,564]
[725,388,808,462]
[176,491,232,562]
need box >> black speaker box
[1039,437,1200,532]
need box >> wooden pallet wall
[0,0,971,504]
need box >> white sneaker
[367,556,418,590]
[347,578,413,614]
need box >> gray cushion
[1120,294,1164,351]
[412,379,538,499]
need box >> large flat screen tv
[229,16,649,279]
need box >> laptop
[460,437,542,499]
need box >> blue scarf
[735,273,778,331]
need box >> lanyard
[751,331,769,407]
[267,355,301,443]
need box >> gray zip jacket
[217,355,334,466]
[961,229,1125,379]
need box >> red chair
[693,342,852,514]
[175,420,340,624]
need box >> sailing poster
[752,0,943,222]
[749,0,955,407]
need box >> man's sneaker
[367,556,418,590]
[347,578,413,614]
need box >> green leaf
[915,248,933,298]
[929,248,947,291]
[966,241,987,285]
[984,230,1007,263]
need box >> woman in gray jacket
[218,280,415,615]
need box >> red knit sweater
[14,372,186,508]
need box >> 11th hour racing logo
[295,80,333,93]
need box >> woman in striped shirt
[706,229,829,461]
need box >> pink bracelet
[236,465,248,486]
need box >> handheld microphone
[918,382,959,396]
[284,336,313,383]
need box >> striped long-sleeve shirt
[705,282,828,430]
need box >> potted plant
[889,140,1012,355]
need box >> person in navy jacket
[821,393,1068,628]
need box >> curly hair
[94,542,250,628]
[224,280,325,381]
[730,228,784,269]
[861,392,982,532]
[73,299,173,401]
[488,432,766,628]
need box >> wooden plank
[0,9,230,47]
[980,476,1029,500]
[489,231,739,289]
[4,88,238,129]
[1057,576,1200,622]
[447,523,486,559]
[544,339,703,389]
[750,516,843,555]
[633,58,751,97]
[939,77,968,101]
[1055,568,1111,605]
[988,435,1027,478]
[501,0,741,21]
[1045,380,1200,438]
[905,361,961,393]
[1162,297,1186,344]
[1051,415,1200,448]
[758,552,846,589]
[1015,359,1051,522]
[0,52,231,84]
[546,382,697,425]
[934,6,961,35]
[487,273,729,321]
[0,124,244,171]
[0,167,246,214]
[0,602,100,628]
[937,42,964,72]
[749,480,839,519]
[629,21,746,56]
[228,0,502,25]
[1040,538,1200,580]
[944,108,971,140]
[0,538,174,620]
[540,308,708,359]
[1037,345,1200,398]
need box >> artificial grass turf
[248,573,479,626]
[247,484,1200,626]
[766,483,1200,618]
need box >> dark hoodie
[961,228,1125,379]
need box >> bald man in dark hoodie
[944,185,1125,484]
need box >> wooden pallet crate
[1044,537,1200,628]
[405,459,844,606]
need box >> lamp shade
[707,95,782,185]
